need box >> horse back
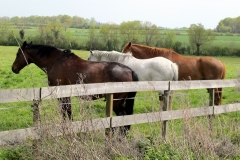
[199,57,226,80]
[48,57,136,86]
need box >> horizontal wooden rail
[0,79,239,103]
[170,79,240,90]
[1,103,240,146]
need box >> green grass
[0,46,240,130]
[0,45,240,159]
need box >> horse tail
[221,62,226,80]
[132,70,139,82]
[124,70,138,131]
[171,63,179,81]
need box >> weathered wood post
[162,82,170,141]
[32,88,42,159]
[208,88,215,131]
[105,93,113,139]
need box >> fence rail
[1,79,239,103]
[0,79,240,146]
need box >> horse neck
[28,49,61,73]
[100,52,121,62]
[131,44,178,59]
[130,45,146,59]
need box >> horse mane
[132,44,178,57]
[92,50,133,61]
[26,44,60,57]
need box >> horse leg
[120,91,137,136]
[207,88,221,106]
[215,88,222,105]
[58,97,73,121]
[111,92,136,137]
[111,98,127,136]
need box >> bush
[202,46,233,56]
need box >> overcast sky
[1,0,239,29]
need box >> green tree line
[0,15,240,56]
[216,16,240,33]
[1,15,240,33]
[0,15,99,29]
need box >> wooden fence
[0,79,240,146]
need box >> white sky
[1,0,239,29]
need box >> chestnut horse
[122,42,226,105]
[12,41,139,135]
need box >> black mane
[27,44,60,57]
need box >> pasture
[0,45,240,159]
[0,45,240,128]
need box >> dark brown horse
[12,41,139,134]
[122,42,226,105]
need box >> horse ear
[23,41,27,48]
[128,41,132,47]
[30,41,32,45]
[90,50,92,53]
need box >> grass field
[0,45,240,159]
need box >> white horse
[88,50,178,102]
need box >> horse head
[87,50,102,61]
[12,41,32,74]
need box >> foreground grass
[0,45,240,159]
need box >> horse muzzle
[12,66,19,74]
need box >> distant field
[10,27,240,48]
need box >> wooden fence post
[105,93,113,139]
[208,89,215,131]
[32,88,42,159]
[162,82,170,141]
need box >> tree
[72,16,85,28]
[37,24,53,44]
[37,21,64,45]
[187,23,215,56]
[47,21,64,41]
[11,16,20,25]
[0,21,11,42]
[119,21,142,44]
[88,25,99,49]
[142,21,161,46]
[216,16,240,33]
[164,31,176,48]
[60,15,72,31]
[231,16,240,33]
[100,23,119,50]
